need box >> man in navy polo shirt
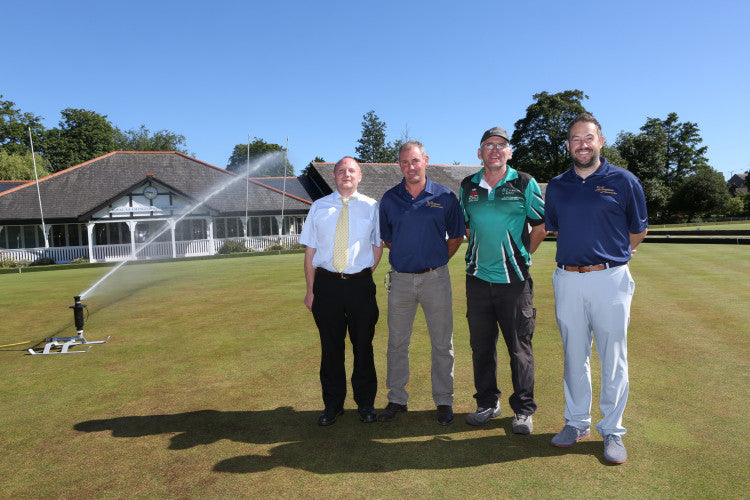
[545,113,648,464]
[377,141,465,425]
[460,127,547,434]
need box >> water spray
[28,296,110,355]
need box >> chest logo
[468,189,479,203]
[595,185,618,196]
[426,200,443,208]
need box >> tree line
[2,92,747,222]
[352,92,748,223]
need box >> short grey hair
[398,140,426,158]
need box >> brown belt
[316,267,372,279]
[558,262,625,273]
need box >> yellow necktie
[333,196,352,272]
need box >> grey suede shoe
[603,434,627,464]
[551,425,591,447]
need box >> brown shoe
[377,402,407,422]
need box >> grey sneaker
[465,401,501,426]
[512,414,533,434]
[551,425,591,447]
[603,434,627,464]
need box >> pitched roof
[0,152,311,224]
[249,177,312,202]
[0,180,29,193]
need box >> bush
[264,244,285,252]
[1,257,28,268]
[218,240,249,254]
[70,257,90,264]
[30,257,56,266]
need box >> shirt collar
[565,157,611,180]
[333,190,359,200]
[473,165,518,189]
[398,177,435,196]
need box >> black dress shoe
[437,405,454,425]
[358,407,377,423]
[377,402,407,422]
[317,408,344,426]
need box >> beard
[572,149,599,170]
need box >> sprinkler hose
[0,340,38,349]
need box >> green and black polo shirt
[459,166,545,284]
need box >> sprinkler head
[70,295,86,334]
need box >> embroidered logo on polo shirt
[426,200,443,208]
[468,189,479,203]
[595,186,617,195]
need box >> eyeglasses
[481,142,509,151]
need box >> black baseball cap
[480,127,510,144]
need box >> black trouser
[466,275,537,415]
[311,270,379,411]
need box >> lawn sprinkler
[28,296,110,355]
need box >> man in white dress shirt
[299,156,383,426]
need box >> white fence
[0,235,301,265]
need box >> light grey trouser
[552,264,634,437]
[385,264,454,406]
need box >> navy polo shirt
[380,177,465,273]
[545,158,648,267]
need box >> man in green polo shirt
[459,127,547,434]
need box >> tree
[355,110,399,163]
[42,108,116,171]
[636,113,709,186]
[0,96,46,156]
[601,144,627,169]
[617,113,711,222]
[0,151,51,180]
[114,125,189,154]
[510,90,590,182]
[226,138,293,176]
[670,166,730,221]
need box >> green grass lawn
[1,242,748,498]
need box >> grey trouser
[385,264,454,406]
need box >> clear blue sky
[4,0,749,179]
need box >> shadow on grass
[74,407,606,473]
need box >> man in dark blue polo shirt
[378,141,465,425]
[545,113,648,464]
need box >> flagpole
[245,134,250,227]
[280,136,288,238]
[28,127,49,248]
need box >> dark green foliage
[29,257,56,266]
[510,90,590,182]
[615,113,726,222]
[355,110,399,163]
[217,240,249,254]
[0,95,46,156]
[114,125,190,154]
[42,108,116,172]
[226,138,293,176]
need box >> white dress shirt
[299,190,381,274]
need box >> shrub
[30,257,56,266]
[1,257,29,268]
[70,257,90,264]
[218,240,249,254]
[265,244,285,252]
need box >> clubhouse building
[0,151,484,264]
